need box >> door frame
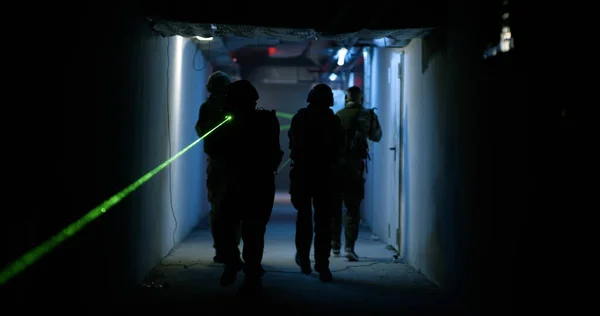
[397,53,406,256]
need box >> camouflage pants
[332,164,365,251]
[207,158,241,250]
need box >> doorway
[388,52,404,253]
[368,47,405,253]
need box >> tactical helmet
[206,71,232,94]
[306,83,334,107]
[225,80,260,108]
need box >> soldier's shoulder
[336,107,351,116]
[255,107,279,122]
[293,107,308,118]
[200,98,219,110]
[255,107,277,115]
[359,108,373,114]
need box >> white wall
[129,35,210,284]
[365,37,466,293]
[4,6,214,302]
[403,38,442,280]
[401,35,472,295]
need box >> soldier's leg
[206,160,217,248]
[240,183,274,292]
[240,218,264,275]
[313,191,334,282]
[343,178,364,261]
[207,159,227,262]
[290,176,313,274]
[331,193,343,255]
[234,220,242,247]
[216,196,243,286]
[209,202,217,245]
[210,205,226,261]
[293,195,312,273]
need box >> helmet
[206,71,232,94]
[306,83,334,107]
[225,80,260,109]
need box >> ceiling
[142,1,447,35]
[142,0,446,79]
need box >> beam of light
[280,124,290,131]
[277,158,291,173]
[0,116,232,286]
[275,112,294,120]
[195,36,213,41]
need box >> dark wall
[437,1,538,314]
[3,8,129,306]
[1,2,211,308]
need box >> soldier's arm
[195,103,205,138]
[288,115,296,150]
[196,101,212,138]
[368,112,383,142]
[334,115,346,162]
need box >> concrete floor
[131,197,462,315]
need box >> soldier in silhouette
[213,80,283,293]
[288,83,345,282]
[195,71,241,263]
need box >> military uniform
[195,72,241,263]
[332,96,382,261]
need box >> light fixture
[195,36,213,41]
[336,48,348,66]
[499,26,512,52]
[484,0,514,59]
[329,73,338,81]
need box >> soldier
[194,71,241,263]
[214,80,283,293]
[332,86,382,261]
[288,84,345,282]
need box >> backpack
[289,107,341,170]
[249,108,284,172]
[216,107,283,174]
[345,113,370,160]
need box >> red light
[268,47,276,55]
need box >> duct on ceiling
[149,20,434,42]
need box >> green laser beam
[280,124,290,131]
[275,112,294,120]
[0,116,232,286]
[277,158,291,173]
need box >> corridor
[130,195,458,315]
[2,2,532,315]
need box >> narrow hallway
[131,194,458,315]
[2,2,530,315]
